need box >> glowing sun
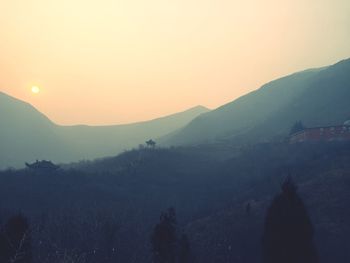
[31,86,40,94]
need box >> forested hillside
[1,142,349,262]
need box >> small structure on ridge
[145,139,156,148]
[25,160,60,171]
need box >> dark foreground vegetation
[1,142,350,262]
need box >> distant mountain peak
[0,92,209,168]
[189,105,210,111]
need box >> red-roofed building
[290,120,350,143]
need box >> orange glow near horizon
[0,0,350,125]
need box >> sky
[0,0,349,125]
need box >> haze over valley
[1,0,350,262]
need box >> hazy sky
[1,0,349,125]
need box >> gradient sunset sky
[1,0,349,125]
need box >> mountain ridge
[163,58,350,146]
[0,93,209,168]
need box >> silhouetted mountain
[164,58,350,146]
[1,58,350,262]
[0,93,209,168]
[0,93,67,168]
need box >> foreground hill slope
[185,142,350,263]
[0,142,349,262]
[165,58,350,145]
[0,92,209,168]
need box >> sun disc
[31,86,40,94]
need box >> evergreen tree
[0,225,8,263]
[262,177,318,263]
[0,214,32,263]
[98,220,118,263]
[151,208,177,263]
[178,233,192,263]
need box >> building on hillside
[25,160,60,171]
[289,120,350,143]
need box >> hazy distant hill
[164,58,350,145]
[0,92,209,168]
[0,93,68,169]
[56,105,209,161]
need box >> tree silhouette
[245,202,251,215]
[0,214,32,263]
[151,208,177,263]
[178,233,192,263]
[262,177,318,263]
[96,219,118,263]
